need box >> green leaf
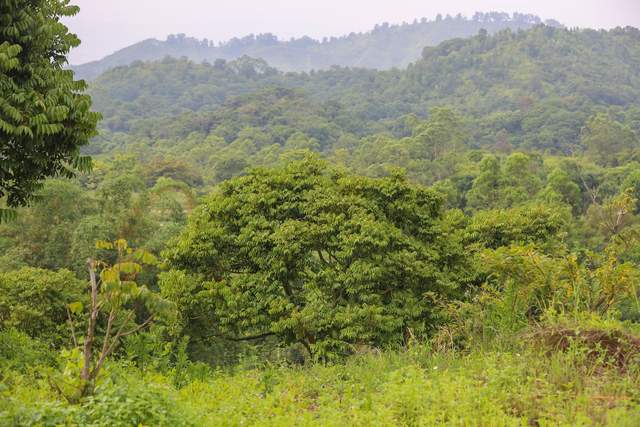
[68,301,83,315]
[95,240,114,250]
[0,209,17,223]
[115,262,142,275]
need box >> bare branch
[90,310,135,381]
[578,171,599,205]
[99,308,117,363]
[118,315,154,338]
[65,305,78,348]
[208,331,276,342]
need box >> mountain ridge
[72,12,561,80]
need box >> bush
[463,203,569,250]
[0,329,56,373]
[0,400,76,427]
[0,376,187,427]
[0,268,85,347]
[79,382,187,427]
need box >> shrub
[0,268,85,347]
[79,382,187,427]
[0,400,76,427]
[0,329,56,373]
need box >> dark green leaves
[0,0,100,211]
[164,157,468,359]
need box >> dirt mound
[533,326,640,368]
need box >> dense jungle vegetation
[1,1,640,425]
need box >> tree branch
[209,331,276,342]
[118,315,154,338]
[65,305,78,348]
[98,308,117,363]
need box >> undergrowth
[1,321,639,426]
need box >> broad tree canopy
[164,157,471,359]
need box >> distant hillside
[89,25,640,154]
[73,12,560,80]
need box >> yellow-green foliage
[172,347,640,426]
[2,340,639,426]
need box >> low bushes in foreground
[1,322,639,426]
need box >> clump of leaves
[0,0,100,218]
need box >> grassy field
[3,326,640,426]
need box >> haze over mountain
[72,12,560,80]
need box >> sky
[64,0,640,65]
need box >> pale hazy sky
[64,0,640,65]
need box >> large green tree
[0,0,99,216]
[163,158,470,359]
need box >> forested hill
[90,25,640,155]
[72,12,559,80]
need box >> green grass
[2,342,639,426]
[174,349,639,426]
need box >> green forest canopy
[88,25,640,159]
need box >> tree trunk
[81,258,99,396]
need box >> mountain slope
[89,25,640,154]
[73,12,558,80]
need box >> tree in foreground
[163,157,471,360]
[0,0,100,219]
[59,239,173,400]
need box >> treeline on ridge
[72,11,558,80]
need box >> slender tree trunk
[81,258,99,396]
